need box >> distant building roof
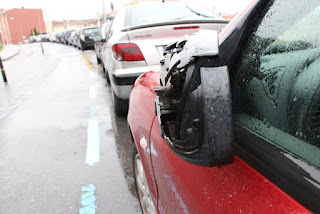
[52,19,98,26]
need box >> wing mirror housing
[155,30,234,167]
[93,35,103,42]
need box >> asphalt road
[0,43,141,213]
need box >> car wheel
[106,71,110,83]
[133,150,157,214]
[96,56,101,64]
[101,62,110,83]
[111,89,128,116]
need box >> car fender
[128,70,161,209]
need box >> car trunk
[124,20,228,66]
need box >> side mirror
[94,35,103,42]
[155,30,234,167]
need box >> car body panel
[126,22,228,66]
[128,70,310,214]
[111,65,160,99]
[128,71,162,210]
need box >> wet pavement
[0,44,20,61]
[0,43,141,213]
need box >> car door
[150,0,319,213]
[99,24,111,63]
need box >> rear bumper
[110,65,161,99]
[82,40,95,49]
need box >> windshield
[125,3,222,27]
[83,28,99,35]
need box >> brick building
[0,8,46,44]
[0,9,11,45]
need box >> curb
[2,49,20,61]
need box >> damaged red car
[128,0,320,213]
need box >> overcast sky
[1,0,252,21]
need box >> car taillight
[112,43,144,61]
[80,34,85,41]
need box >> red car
[128,0,320,213]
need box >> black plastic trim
[110,74,138,86]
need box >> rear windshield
[125,3,222,27]
[83,28,99,35]
[65,30,75,35]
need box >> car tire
[112,89,128,116]
[96,56,101,64]
[106,71,110,83]
[101,62,110,83]
[133,149,157,214]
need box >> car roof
[81,27,99,30]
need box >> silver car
[100,2,229,115]
[94,23,111,64]
[67,31,77,46]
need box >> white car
[99,2,229,115]
[49,32,57,42]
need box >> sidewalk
[0,44,20,61]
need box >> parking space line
[79,184,97,214]
[81,52,99,212]
[86,119,100,166]
[82,54,94,71]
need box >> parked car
[67,31,77,46]
[35,35,42,42]
[76,27,100,51]
[73,29,81,47]
[56,32,64,43]
[94,23,111,64]
[49,32,57,42]
[61,29,76,45]
[38,34,50,42]
[128,0,320,213]
[29,35,37,43]
[99,2,228,116]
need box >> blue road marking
[86,119,100,166]
[79,184,97,214]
